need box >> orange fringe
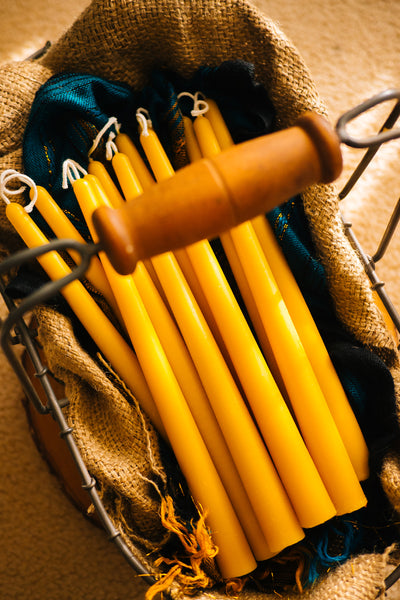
[145,495,218,600]
[145,496,311,600]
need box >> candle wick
[136,108,152,136]
[177,91,209,118]
[88,116,121,159]
[0,169,38,212]
[105,132,118,161]
[62,159,88,189]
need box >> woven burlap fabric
[34,305,171,554]
[1,0,400,598]
[184,546,397,600]
[0,61,53,257]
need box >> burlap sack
[1,1,400,598]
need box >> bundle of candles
[2,94,372,580]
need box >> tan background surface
[1,0,400,598]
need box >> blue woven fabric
[23,72,137,237]
[22,62,275,235]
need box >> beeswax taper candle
[111,152,143,202]
[88,160,125,208]
[193,114,222,158]
[173,245,234,372]
[115,132,155,190]
[183,115,203,162]
[233,223,367,514]
[204,98,235,150]
[70,173,258,579]
[217,230,288,398]
[138,120,174,182]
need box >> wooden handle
[92,112,342,275]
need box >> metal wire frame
[0,239,156,587]
[338,91,400,338]
[338,94,400,595]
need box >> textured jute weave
[1,1,400,598]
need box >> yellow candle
[138,118,305,551]
[193,114,221,158]
[173,246,234,374]
[204,98,235,150]
[85,172,272,559]
[111,152,143,202]
[219,229,289,399]
[5,201,162,436]
[71,175,258,578]
[183,116,203,162]
[30,185,120,319]
[88,160,125,208]
[252,215,370,481]
[141,257,168,307]
[205,97,370,483]
[115,132,155,190]
[138,126,174,183]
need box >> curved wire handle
[339,89,400,200]
[337,90,400,347]
[337,88,400,148]
[0,238,99,412]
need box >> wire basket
[2,7,400,597]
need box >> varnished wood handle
[92,112,342,275]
